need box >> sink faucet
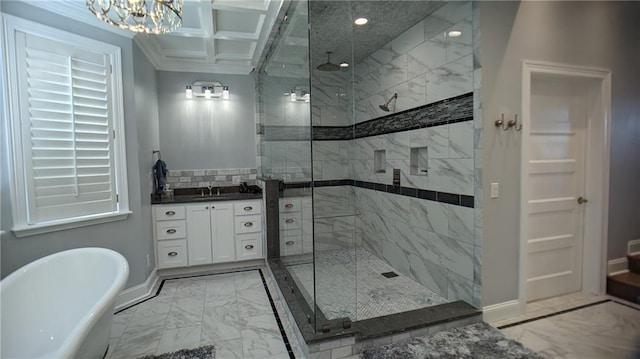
[207,184,213,197]
[217,188,220,196]
[200,188,205,197]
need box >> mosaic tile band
[259,92,473,141]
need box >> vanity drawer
[234,215,262,234]
[280,213,302,230]
[155,206,185,221]
[234,200,262,216]
[156,220,186,240]
[280,233,303,256]
[279,198,301,213]
[236,233,263,261]
[157,239,188,268]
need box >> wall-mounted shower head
[317,52,341,72]
[379,93,398,112]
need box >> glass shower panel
[258,0,317,329]
[309,0,358,329]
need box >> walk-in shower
[257,0,481,347]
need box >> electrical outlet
[146,254,150,268]
[491,182,499,199]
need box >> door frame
[519,60,612,308]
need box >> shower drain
[381,271,399,278]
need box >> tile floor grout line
[497,299,611,330]
[608,298,640,312]
[258,268,296,359]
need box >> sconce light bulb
[222,86,229,100]
[303,92,310,103]
[290,91,297,102]
[185,85,193,99]
[204,86,212,99]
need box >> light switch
[491,182,499,198]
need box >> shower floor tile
[287,248,448,321]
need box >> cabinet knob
[245,245,254,250]
[244,222,253,227]
[285,241,294,246]
[205,206,209,209]
[285,204,294,209]
[285,219,294,224]
[166,229,177,234]
[166,211,175,216]
[244,206,253,211]
[168,252,178,257]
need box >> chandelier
[87,0,183,34]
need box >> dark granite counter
[151,185,262,205]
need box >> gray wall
[480,1,640,306]
[157,71,257,170]
[0,2,155,288]
[133,42,160,270]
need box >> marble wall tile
[391,20,425,55]
[409,198,449,236]
[445,19,473,63]
[407,39,447,78]
[449,121,474,159]
[319,105,348,126]
[447,270,474,304]
[407,252,448,297]
[356,55,408,100]
[433,0,471,25]
[429,233,474,281]
[381,131,409,160]
[429,158,474,196]
[313,85,347,108]
[320,160,349,180]
[448,205,475,245]
[382,241,412,276]
[313,141,341,161]
[378,191,411,222]
[425,55,473,104]
[390,76,427,113]
[353,136,380,160]
[409,126,449,159]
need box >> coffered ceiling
[20,0,283,75]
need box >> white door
[524,75,589,302]
[186,205,213,266]
[211,203,236,263]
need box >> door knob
[577,196,588,204]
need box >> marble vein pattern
[501,301,640,359]
[106,270,289,359]
[287,247,448,322]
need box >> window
[3,15,130,237]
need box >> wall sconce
[185,81,230,99]
[287,86,310,103]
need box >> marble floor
[501,300,640,359]
[287,247,448,321]
[106,270,291,359]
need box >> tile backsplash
[166,168,257,189]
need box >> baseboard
[608,257,629,276]
[482,300,523,323]
[629,239,640,256]
[115,270,160,311]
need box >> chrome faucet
[207,184,213,197]
[217,188,220,196]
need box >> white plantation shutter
[5,15,129,234]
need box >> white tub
[1,248,129,359]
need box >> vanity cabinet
[186,202,235,265]
[153,199,264,270]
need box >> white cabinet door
[211,202,235,263]
[186,205,213,266]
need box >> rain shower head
[317,52,341,72]
[379,93,398,112]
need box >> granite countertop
[151,185,262,205]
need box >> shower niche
[410,147,429,176]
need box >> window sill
[12,211,133,238]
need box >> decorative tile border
[283,179,474,208]
[259,92,473,142]
[166,168,258,189]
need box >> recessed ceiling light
[448,30,462,37]
[340,62,349,68]
[354,17,369,26]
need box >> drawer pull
[244,222,254,227]
[168,252,178,257]
[244,206,253,211]
[285,219,294,224]
[245,245,254,250]
[284,204,294,209]
[166,229,177,234]
[165,211,176,216]
[285,241,294,246]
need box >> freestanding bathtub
[1,247,129,359]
